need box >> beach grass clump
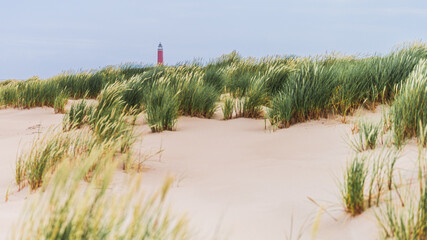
[17,120,137,191]
[121,75,146,113]
[367,148,400,208]
[341,147,400,216]
[377,125,427,239]
[178,76,220,118]
[281,59,337,122]
[240,75,269,118]
[342,154,367,216]
[391,59,427,147]
[91,108,135,153]
[203,66,225,92]
[88,83,136,144]
[53,90,68,114]
[222,96,235,120]
[12,146,189,240]
[226,70,253,99]
[0,83,18,106]
[63,99,94,131]
[268,92,294,128]
[263,62,296,97]
[329,59,376,117]
[10,78,59,108]
[349,119,382,152]
[15,130,96,190]
[145,81,180,132]
[376,43,427,102]
[377,176,427,240]
[54,66,124,99]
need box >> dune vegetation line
[0,42,426,239]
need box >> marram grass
[0,41,426,134]
[12,145,190,240]
[342,154,367,216]
[15,130,97,190]
[145,81,180,132]
[221,96,235,120]
[63,99,94,131]
[348,118,382,152]
[341,147,400,216]
[391,59,427,147]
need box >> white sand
[0,106,420,239]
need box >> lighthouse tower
[157,43,163,65]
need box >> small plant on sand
[377,176,427,239]
[15,158,25,190]
[342,154,367,216]
[341,143,401,214]
[222,96,235,120]
[348,119,382,152]
[366,148,400,208]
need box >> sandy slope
[134,116,376,240]
[0,108,62,239]
[0,106,420,239]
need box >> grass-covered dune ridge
[1,42,426,142]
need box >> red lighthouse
[157,43,163,65]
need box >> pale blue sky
[1,0,426,79]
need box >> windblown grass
[121,75,146,113]
[203,66,225,92]
[19,84,139,190]
[13,145,189,240]
[89,83,132,143]
[391,59,427,147]
[0,78,58,108]
[15,130,97,190]
[63,99,94,131]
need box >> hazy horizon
[1,0,426,80]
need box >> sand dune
[0,108,62,239]
[0,107,420,239]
